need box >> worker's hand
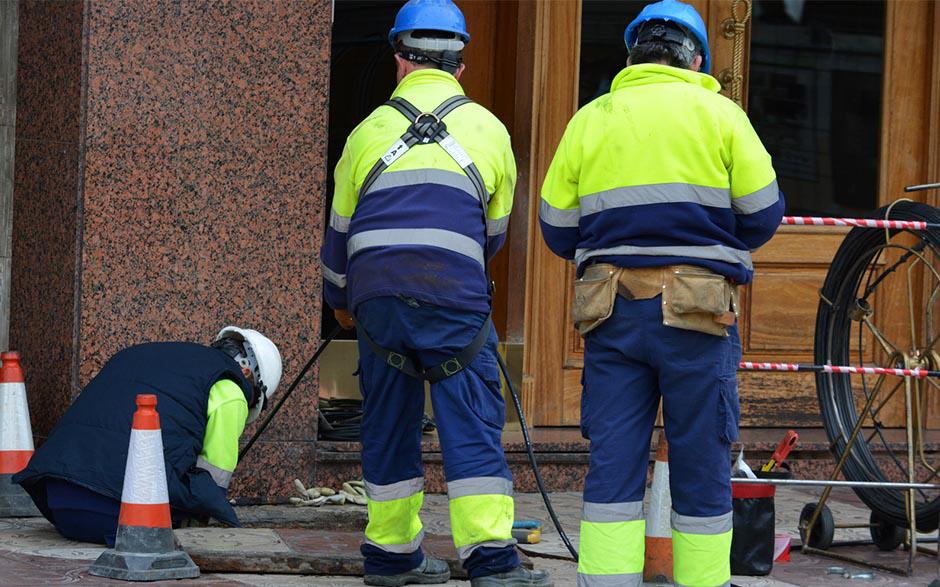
[334,309,356,330]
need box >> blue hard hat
[389,0,470,47]
[624,0,710,73]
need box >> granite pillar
[10,0,331,501]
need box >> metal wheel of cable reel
[815,200,940,532]
[799,503,835,550]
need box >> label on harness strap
[381,139,410,166]
[438,135,473,169]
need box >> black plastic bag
[730,480,775,575]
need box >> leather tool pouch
[662,266,738,337]
[572,264,621,336]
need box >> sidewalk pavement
[0,488,938,585]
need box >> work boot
[470,567,553,586]
[364,556,450,586]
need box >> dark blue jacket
[14,342,252,527]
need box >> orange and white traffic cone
[0,351,41,517]
[89,394,199,581]
[644,431,673,583]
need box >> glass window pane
[579,1,647,108]
[749,0,885,216]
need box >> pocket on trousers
[717,376,740,444]
[465,349,506,429]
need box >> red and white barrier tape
[782,216,931,230]
[739,361,940,379]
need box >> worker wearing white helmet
[14,327,281,545]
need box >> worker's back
[322,68,515,314]
[540,63,781,285]
[14,342,251,527]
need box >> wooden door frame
[518,0,940,427]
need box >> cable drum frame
[807,199,940,578]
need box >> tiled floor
[1,487,939,586]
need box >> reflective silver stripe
[671,510,733,535]
[322,265,347,288]
[675,582,730,587]
[581,501,643,523]
[447,476,513,500]
[364,528,425,553]
[575,244,753,270]
[363,169,480,202]
[195,456,233,489]
[364,477,424,502]
[486,215,510,236]
[329,209,351,233]
[348,229,485,267]
[455,539,516,561]
[539,199,580,228]
[578,572,643,586]
[580,183,731,216]
[732,179,780,214]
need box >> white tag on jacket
[381,139,409,166]
[438,135,473,169]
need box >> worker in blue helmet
[321,0,551,586]
[540,0,784,586]
[624,0,711,74]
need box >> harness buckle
[412,112,446,144]
[440,358,463,377]
[387,352,408,370]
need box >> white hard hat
[215,326,282,423]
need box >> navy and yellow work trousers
[578,295,740,587]
[354,295,519,579]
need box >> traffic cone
[0,351,41,517]
[644,431,673,583]
[89,394,199,581]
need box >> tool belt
[572,263,739,337]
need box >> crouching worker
[13,327,281,545]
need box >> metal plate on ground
[182,528,531,578]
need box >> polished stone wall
[10,0,331,501]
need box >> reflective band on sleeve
[455,539,516,561]
[577,518,645,576]
[363,169,480,202]
[438,135,473,169]
[575,244,753,270]
[322,265,347,288]
[580,183,731,216]
[731,180,779,214]
[486,216,509,236]
[539,199,581,228]
[365,477,424,502]
[578,572,643,586]
[673,527,732,587]
[121,429,169,505]
[329,209,352,233]
[196,456,233,489]
[582,500,643,523]
[671,510,733,535]
[447,476,513,499]
[365,490,424,551]
[381,139,410,166]
[348,229,485,267]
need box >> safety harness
[355,95,493,384]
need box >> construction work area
[4,0,940,586]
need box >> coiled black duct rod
[496,352,579,561]
[815,200,940,530]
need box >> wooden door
[521,0,940,428]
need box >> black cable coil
[815,200,940,531]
